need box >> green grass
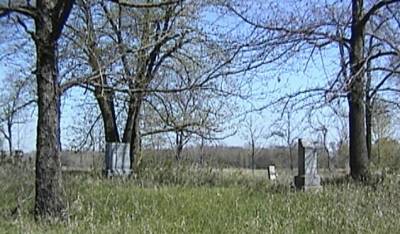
[1,161,400,233]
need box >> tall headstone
[294,139,321,191]
[105,142,132,176]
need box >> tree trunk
[289,146,293,172]
[95,90,120,143]
[57,96,62,150]
[348,0,369,180]
[199,137,205,165]
[86,18,120,143]
[34,0,74,219]
[34,40,66,218]
[251,138,255,173]
[7,122,12,156]
[129,115,141,170]
[123,93,143,169]
[365,95,372,160]
[175,130,184,161]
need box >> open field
[1,161,400,233]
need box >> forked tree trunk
[34,0,74,219]
[348,0,369,180]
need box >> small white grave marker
[268,165,277,180]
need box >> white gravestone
[268,165,277,181]
[294,139,321,191]
[105,142,132,176]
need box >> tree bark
[95,89,120,143]
[123,93,143,169]
[85,8,120,143]
[34,40,66,219]
[34,0,74,219]
[348,0,369,180]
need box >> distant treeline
[4,144,350,171]
[44,139,400,171]
[141,145,349,170]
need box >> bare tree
[371,97,393,163]
[345,0,400,179]
[143,81,233,162]
[0,74,35,156]
[242,116,264,173]
[226,0,400,180]
[269,105,302,172]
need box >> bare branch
[108,0,182,8]
[361,0,400,26]
[0,4,37,19]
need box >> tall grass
[1,160,400,233]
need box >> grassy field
[1,161,400,233]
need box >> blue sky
[0,5,346,153]
[1,1,398,153]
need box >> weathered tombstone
[105,142,132,176]
[294,139,321,191]
[268,164,277,181]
